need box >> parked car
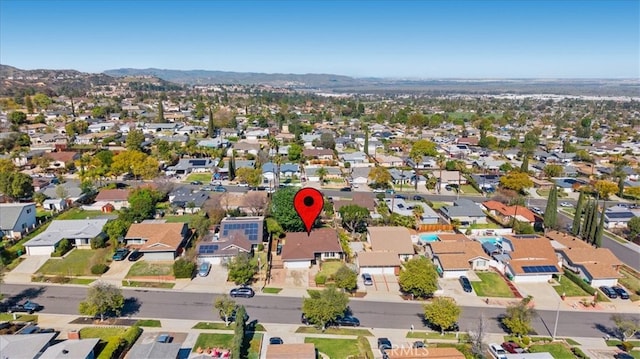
[372,188,386,193]
[489,343,508,359]
[412,195,424,201]
[190,180,203,185]
[394,194,407,200]
[385,189,395,194]
[213,186,227,192]
[230,286,255,298]
[600,286,618,299]
[301,313,310,325]
[412,340,426,348]
[332,315,360,327]
[20,325,40,334]
[613,286,630,299]
[362,273,373,286]
[157,334,172,343]
[615,353,635,359]
[459,276,473,293]
[198,262,211,277]
[128,249,143,262]
[560,202,573,207]
[501,341,525,354]
[340,187,352,192]
[378,337,392,351]
[112,248,130,261]
[269,337,284,345]
[237,182,249,187]
[9,300,42,314]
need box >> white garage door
[284,260,311,269]
[513,274,552,283]
[199,257,222,265]
[26,246,54,256]
[360,267,395,275]
[442,270,468,279]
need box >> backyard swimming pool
[418,233,440,243]
[476,236,502,245]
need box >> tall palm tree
[409,151,422,191]
[437,154,446,194]
[316,167,328,185]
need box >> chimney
[68,330,80,340]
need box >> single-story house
[366,226,415,262]
[197,231,253,265]
[603,207,638,229]
[499,235,562,283]
[0,332,57,359]
[43,198,67,212]
[40,180,87,204]
[426,240,490,278]
[334,193,376,217]
[280,228,343,269]
[126,333,182,359]
[440,199,487,226]
[24,219,109,256]
[547,231,622,287]
[356,251,401,275]
[170,190,209,214]
[554,178,587,193]
[384,198,440,225]
[306,166,342,182]
[124,221,190,261]
[43,151,80,170]
[340,152,369,166]
[303,148,334,161]
[165,157,217,175]
[0,202,37,239]
[350,167,372,186]
[93,188,131,210]
[265,343,316,359]
[219,216,266,248]
[482,200,536,225]
[39,338,100,359]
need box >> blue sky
[1,0,638,78]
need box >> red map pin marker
[293,188,324,235]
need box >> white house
[23,219,109,256]
[0,203,37,239]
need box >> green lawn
[305,337,361,359]
[79,326,128,339]
[68,278,95,285]
[126,261,173,277]
[528,343,575,359]
[262,287,282,294]
[122,280,175,288]
[163,215,198,223]
[468,221,502,229]
[407,331,470,341]
[193,333,262,359]
[184,173,213,183]
[0,314,38,322]
[470,272,515,298]
[552,275,591,297]
[460,184,480,195]
[57,209,110,220]
[430,201,449,210]
[606,340,640,347]
[318,261,344,279]
[37,248,110,276]
[619,267,640,301]
[193,322,266,331]
[295,326,373,336]
[135,319,161,327]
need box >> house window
[26,209,32,214]
[476,260,486,266]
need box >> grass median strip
[193,322,266,331]
[122,280,175,289]
[261,287,282,294]
[295,326,373,336]
[407,331,469,341]
[135,319,161,327]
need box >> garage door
[199,257,222,265]
[361,267,396,275]
[26,246,53,256]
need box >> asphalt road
[0,284,624,338]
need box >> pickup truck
[9,300,42,314]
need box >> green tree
[104,219,130,246]
[78,281,125,321]
[398,257,438,299]
[122,188,162,223]
[208,106,216,138]
[235,167,261,187]
[502,296,536,337]
[25,95,34,114]
[338,204,369,234]
[543,186,558,230]
[189,214,211,239]
[581,200,594,241]
[91,106,107,118]
[368,166,391,188]
[499,171,533,193]
[520,155,529,173]
[271,188,305,232]
[225,253,258,285]
[595,203,605,248]
[302,286,349,330]
[193,101,206,120]
[157,101,165,122]
[543,164,563,178]
[33,93,52,110]
[214,294,238,326]
[8,111,27,125]
[232,305,247,359]
[266,217,284,239]
[572,191,586,236]
[316,167,328,183]
[288,143,303,162]
[125,129,145,151]
[333,265,357,292]
[229,152,236,180]
[423,297,462,334]
[173,258,196,278]
[363,128,369,155]
[594,180,618,200]
[628,216,640,240]
[409,140,438,158]
[319,133,335,150]
[0,172,34,200]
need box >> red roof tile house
[93,189,131,210]
[43,151,80,171]
[546,231,623,287]
[356,226,415,275]
[280,228,343,269]
[426,240,490,278]
[497,235,562,283]
[124,221,190,261]
[482,200,537,225]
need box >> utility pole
[552,300,560,340]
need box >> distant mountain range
[1,64,638,97]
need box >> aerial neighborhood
[0,65,639,359]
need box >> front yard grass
[126,261,173,277]
[163,214,198,223]
[470,272,514,298]
[295,326,373,336]
[193,333,262,359]
[37,248,110,276]
[193,322,266,331]
[619,267,640,301]
[460,184,480,195]
[56,209,110,220]
[304,337,361,359]
[184,173,212,183]
[0,314,38,322]
[552,275,591,297]
[318,261,344,279]
[122,280,175,288]
[430,201,448,210]
[527,343,575,359]
[407,331,470,341]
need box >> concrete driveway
[3,255,49,283]
[369,275,399,293]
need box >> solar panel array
[190,159,207,166]
[522,265,557,273]
[222,222,260,241]
[199,244,219,254]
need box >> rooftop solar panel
[522,265,557,273]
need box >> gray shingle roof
[24,219,109,247]
[0,203,34,230]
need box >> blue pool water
[476,237,502,245]
[418,234,440,243]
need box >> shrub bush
[122,326,143,346]
[52,239,72,257]
[572,347,589,359]
[173,258,195,278]
[50,275,70,284]
[563,270,596,295]
[97,338,125,359]
[257,244,264,252]
[91,264,109,275]
[522,336,531,346]
[621,341,635,352]
[315,273,327,285]
[90,236,107,249]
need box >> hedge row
[562,270,596,295]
